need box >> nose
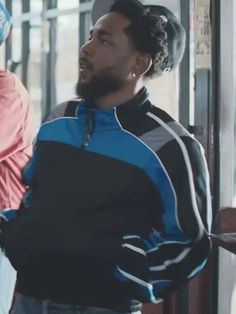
[80,39,94,56]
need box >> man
[0,2,35,313]
[1,1,212,313]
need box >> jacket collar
[116,87,149,112]
[82,87,150,112]
[116,87,152,122]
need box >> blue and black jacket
[1,87,212,311]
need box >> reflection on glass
[58,0,79,10]
[11,24,22,83]
[146,71,179,120]
[10,0,43,129]
[189,1,195,125]
[30,0,43,15]
[12,0,22,16]
[142,0,179,13]
[231,281,236,314]
[55,14,79,104]
[27,16,42,129]
[80,11,92,47]
[0,44,5,68]
[12,25,22,63]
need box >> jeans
[0,250,16,314]
[11,295,142,314]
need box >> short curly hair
[109,0,169,78]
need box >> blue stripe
[114,268,156,302]
[153,280,172,297]
[23,147,39,185]
[187,259,207,279]
[38,118,85,148]
[1,210,17,221]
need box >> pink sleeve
[0,70,33,161]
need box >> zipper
[81,106,95,149]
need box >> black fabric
[64,101,78,117]
[3,142,158,310]
[16,256,140,312]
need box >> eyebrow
[90,29,113,38]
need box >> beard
[76,71,123,102]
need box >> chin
[80,69,93,81]
[79,79,90,85]
[79,74,91,83]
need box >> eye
[101,39,109,45]
[100,38,113,46]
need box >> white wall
[218,1,236,313]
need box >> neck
[94,79,144,109]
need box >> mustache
[79,57,93,70]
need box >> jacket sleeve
[114,136,212,303]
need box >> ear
[132,53,153,77]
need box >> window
[5,0,80,127]
[55,14,79,104]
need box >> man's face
[77,12,138,100]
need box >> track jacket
[1,87,212,311]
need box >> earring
[131,72,136,78]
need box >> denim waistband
[12,295,142,314]
[45,302,142,314]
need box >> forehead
[93,12,131,37]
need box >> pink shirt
[0,70,34,209]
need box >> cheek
[92,48,133,76]
[92,51,114,71]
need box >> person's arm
[114,137,212,303]
[0,71,31,162]
[0,142,38,249]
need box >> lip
[79,67,91,80]
[79,58,93,71]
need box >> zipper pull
[81,105,95,149]
[84,133,91,147]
